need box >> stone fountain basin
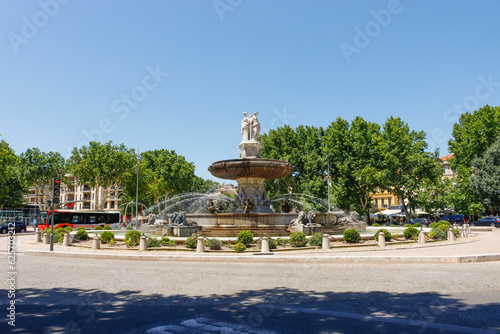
[208,158,294,180]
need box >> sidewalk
[11,229,500,264]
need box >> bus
[38,210,121,230]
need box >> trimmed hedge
[237,230,254,245]
[289,232,307,247]
[343,229,361,243]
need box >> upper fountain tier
[207,112,294,213]
[208,158,294,180]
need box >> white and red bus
[38,210,121,230]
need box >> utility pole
[327,153,331,212]
[50,178,60,251]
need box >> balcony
[82,186,91,192]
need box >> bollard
[378,232,386,247]
[453,223,458,230]
[465,223,471,236]
[35,230,42,242]
[418,230,426,244]
[139,236,147,251]
[42,233,49,244]
[261,237,270,253]
[447,228,455,242]
[460,224,466,238]
[196,236,205,253]
[92,236,100,250]
[491,224,496,232]
[63,233,70,247]
[322,234,331,251]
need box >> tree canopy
[449,105,500,168]
[470,137,500,214]
[0,139,24,208]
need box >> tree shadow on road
[2,287,500,333]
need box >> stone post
[322,234,331,251]
[453,223,458,230]
[196,236,205,253]
[491,223,496,232]
[465,223,471,235]
[378,232,386,247]
[42,233,49,244]
[418,230,426,244]
[92,236,100,250]
[139,236,147,251]
[261,237,270,253]
[447,228,455,242]
[35,230,42,242]
[63,233,70,247]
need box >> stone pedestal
[63,233,70,247]
[418,230,426,244]
[322,234,331,250]
[43,233,49,244]
[447,228,455,242]
[35,230,42,242]
[261,237,270,253]
[92,237,100,250]
[173,226,198,237]
[378,232,386,247]
[196,237,205,253]
[139,236,147,251]
[239,141,263,159]
[289,225,324,236]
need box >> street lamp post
[135,150,140,228]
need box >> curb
[23,250,500,264]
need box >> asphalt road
[1,234,500,333]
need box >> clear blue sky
[1,0,499,182]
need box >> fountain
[141,112,366,237]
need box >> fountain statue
[209,112,294,213]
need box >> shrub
[257,236,277,250]
[94,226,104,230]
[53,233,63,243]
[125,230,142,246]
[372,223,381,227]
[100,231,115,244]
[404,224,412,228]
[453,228,460,237]
[308,233,323,247]
[103,225,112,230]
[343,229,361,243]
[205,238,222,250]
[76,229,89,241]
[65,226,73,232]
[374,229,392,242]
[429,223,439,229]
[147,237,161,248]
[392,233,399,239]
[413,223,423,227]
[275,237,287,246]
[403,226,419,240]
[160,237,176,246]
[438,224,450,233]
[429,228,445,240]
[184,234,198,249]
[237,230,254,245]
[233,242,246,253]
[78,226,86,231]
[289,231,307,247]
[126,226,134,230]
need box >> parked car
[440,214,466,225]
[0,220,27,234]
[410,218,430,226]
[471,216,500,228]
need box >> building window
[388,198,392,207]
[110,202,115,209]
[374,199,378,207]
[381,198,385,207]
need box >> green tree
[449,105,500,168]
[470,137,500,214]
[323,116,384,221]
[0,139,25,208]
[69,141,135,211]
[19,148,67,211]
[260,125,327,210]
[378,117,440,222]
[191,175,219,193]
[445,165,484,220]
[121,149,196,209]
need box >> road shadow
[2,287,499,333]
